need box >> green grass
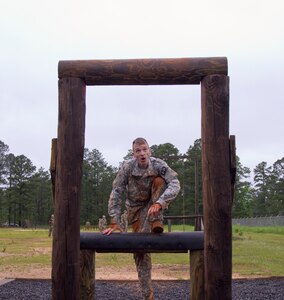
[92,225,284,277]
[0,225,283,278]
[0,228,52,272]
[232,225,284,276]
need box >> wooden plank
[0,279,15,286]
[201,74,232,300]
[58,57,228,86]
[52,77,86,300]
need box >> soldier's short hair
[132,137,149,149]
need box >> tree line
[0,139,283,227]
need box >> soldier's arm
[156,163,181,210]
[103,163,128,235]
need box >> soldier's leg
[149,177,166,233]
[133,252,154,300]
[151,177,166,203]
[132,221,154,300]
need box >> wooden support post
[194,159,201,231]
[52,77,86,300]
[230,135,237,202]
[190,250,205,300]
[80,250,96,300]
[49,138,57,204]
[79,232,204,299]
[201,74,232,300]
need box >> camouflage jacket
[108,157,180,224]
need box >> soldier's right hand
[102,223,121,235]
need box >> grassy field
[232,225,284,276]
[0,228,52,278]
[0,225,283,278]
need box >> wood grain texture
[230,135,237,202]
[80,250,95,300]
[49,138,57,204]
[52,77,86,300]
[190,250,205,300]
[58,57,227,86]
[201,74,232,300]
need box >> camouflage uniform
[85,221,91,230]
[48,214,54,237]
[120,210,128,232]
[98,216,107,232]
[108,157,180,299]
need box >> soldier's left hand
[147,203,162,216]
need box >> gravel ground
[0,278,284,300]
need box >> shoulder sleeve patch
[160,166,167,176]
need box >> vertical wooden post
[194,159,202,231]
[49,138,57,205]
[201,74,232,300]
[190,250,204,300]
[52,77,86,299]
[80,250,96,299]
[230,135,237,202]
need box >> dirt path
[0,265,259,281]
[0,265,189,281]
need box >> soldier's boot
[151,220,163,234]
[150,177,166,233]
[132,220,140,232]
[145,291,154,300]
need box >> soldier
[103,137,180,300]
[98,215,107,231]
[120,210,128,232]
[48,214,54,237]
[85,221,91,230]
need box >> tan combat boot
[151,220,163,233]
[145,291,154,300]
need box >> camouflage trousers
[48,225,53,237]
[133,252,153,299]
[131,177,166,300]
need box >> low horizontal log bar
[58,57,227,86]
[80,232,204,253]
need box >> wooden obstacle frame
[51,57,235,300]
[79,232,204,299]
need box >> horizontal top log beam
[80,232,204,253]
[58,57,227,86]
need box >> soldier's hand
[147,203,162,217]
[102,223,121,235]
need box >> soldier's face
[133,143,151,169]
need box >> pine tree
[232,156,253,217]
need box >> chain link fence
[232,216,284,226]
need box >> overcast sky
[1,0,283,175]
